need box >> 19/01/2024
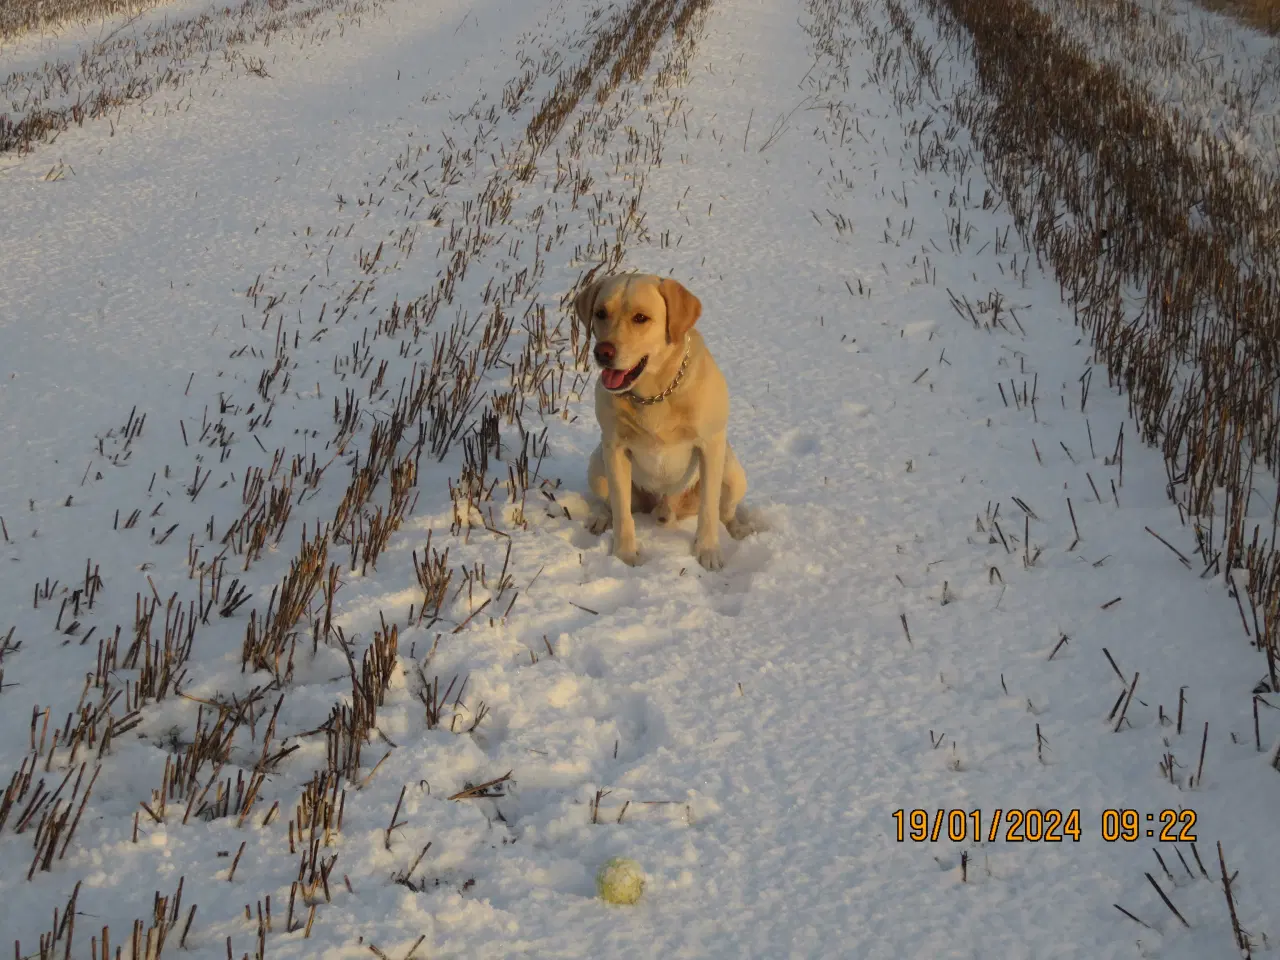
[892,808,1197,843]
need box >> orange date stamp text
[892,808,1198,843]
[892,808,1082,842]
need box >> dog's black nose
[594,342,616,365]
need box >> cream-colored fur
[576,273,753,571]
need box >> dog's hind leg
[721,443,753,540]
[585,445,612,534]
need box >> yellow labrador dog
[576,273,752,571]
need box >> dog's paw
[695,540,724,571]
[585,509,612,535]
[613,543,641,567]
[724,504,761,540]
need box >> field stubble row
[902,0,1280,948]
[4,0,718,955]
[1,0,385,154]
[809,0,1273,949]
[922,0,1280,700]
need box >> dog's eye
[594,308,607,320]
[632,313,650,324]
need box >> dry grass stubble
[920,0,1280,704]
[1,0,163,43]
[6,0,719,954]
[1195,0,1280,35]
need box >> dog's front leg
[604,442,639,566]
[694,431,727,571]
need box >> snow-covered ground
[1,0,1276,957]
[1027,0,1280,176]
[2,0,225,73]
[0,0,402,154]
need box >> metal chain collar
[628,335,691,405]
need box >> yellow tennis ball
[596,857,645,905]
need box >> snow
[1026,0,1280,177]
[1,0,228,78]
[1,0,1276,956]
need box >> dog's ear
[659,278,701,344]
[574,277,605,331]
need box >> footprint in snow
[902,319,936,339]
[703,539,772,617]
[573,575,640,615]
[777,429,821,457]
[843,400,872,419]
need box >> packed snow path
[1,0,1275,956]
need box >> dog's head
[574,273,701,394]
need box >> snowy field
[1,0,1277,957]
[1026,0,1280,175]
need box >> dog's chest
[607,395,701,494]
[628,442,698,494]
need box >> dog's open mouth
[600,356,647,392]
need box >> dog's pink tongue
[601,368,628,390]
